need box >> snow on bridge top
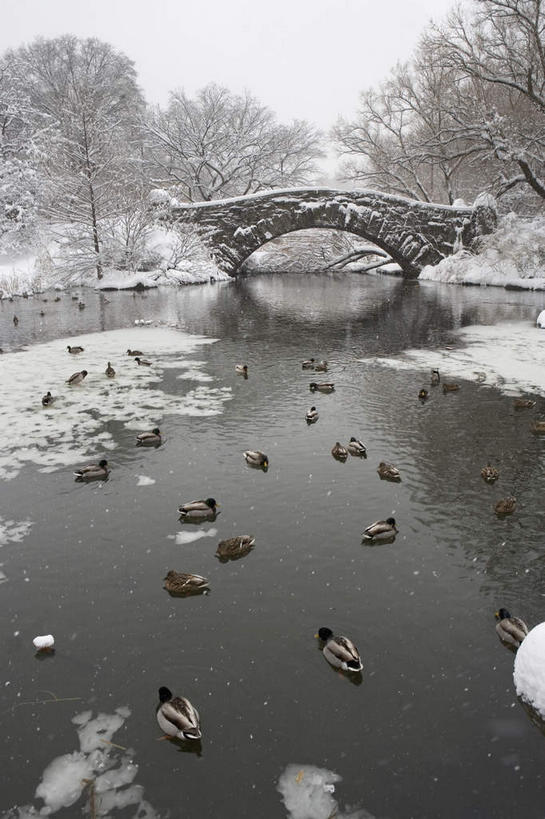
[170,187,497,277]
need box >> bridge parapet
[170,188,497,277]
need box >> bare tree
[145,83,323,201]
[7,36,145,277]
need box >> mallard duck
[74,459,109,481]
[377,462,401,481]
[495,497,516,517]
[531,420,545,434]
[39,310,45,317]
[302,358,316,369]
[442,382,460,393]
[309,382,335,393]
[134,357,152,366]
[495,608,528,648]
[347,437,366,456]
[13,315,18,326]
[418,389,429,401]
[41,391,55,407]
[331,442,348,461]
[78,302,85,310]
[430,368,440,385]
[235,364,248,375]
[136,428,162,446]
[178,498,219,520]
[514,398,536,409]
[362,517,398,541]
[67,345,84,354]
[66,369,88,385]
[216,535,255,561]
[156,687,201,740]
[314,360,328,372]
[315,627,363,672]
[163,570,209,595]
[54,296,61,302]
[305,406,319,423]
[105,362,115,378]
[71,295,79,300]
[481,464,499,483]
[127,349,143,356]
[243,450,269,468]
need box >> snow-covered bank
[360,320,545,397]
[420,213,545,290]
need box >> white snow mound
[514,621,545,719]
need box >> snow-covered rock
[32,634,54,650]
[514,622,545,718]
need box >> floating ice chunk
[514,621,545,719]
[32,634,54,650]
[537,309,545,328]
[35,751,93,813]
[137,475,156,486]
[277,763,374,819]
[0,517,33,546]
[175,528,218,545]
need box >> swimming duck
[481,464,499,483]
[66,369,88,385]
[78,302,85,310]
[347,437,366,456]
[377,462,401,481]
[495,497,516,517]
[105,362,116,378]
[315,627,363,672]
[314,360,328,372]
[514,398,536,409]
[442,382,460,393]
[305,406,319,424]
[127,349,143,356]
[156,687,201,740]
[418,389,429,401]
[495,608,528,648]
[235,364,248,375]
[136,428,162,446]
[243,450,269,468]
[430,368,440,385]
[163,571,209,595]
[67,345,84,354]
[309,382,335,393]
[331,442,348,461]
[41,391,55,407]
[302,358,316,369]
[13,315,18,326]
[39,311,45,317]
[178,498,219,520]
[216,535,255,561]
[74,459,109,481]
[134,357,152,366]
[531,420,545,433]
[54,296,61,302]
[362,517,398,541]
[71,295,79,300]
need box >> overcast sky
[2,0,456,129]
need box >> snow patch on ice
[136,475,156,486]
[174,528,218,545]
[420,212,545,290]
[277,764,374,819]
[514,622,545,719]
[0,327,231,481]
[361,320,545,397]
[5,707,159,817]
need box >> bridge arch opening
[238,228,398,276]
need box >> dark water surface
[1,274,545,818]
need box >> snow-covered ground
[0,327,232,481]
[514,622,545,720]
[420,213,545,290]
[360,320,545,397]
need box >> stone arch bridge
[170,188,496,277]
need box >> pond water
[1,273,545,818]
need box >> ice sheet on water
[3,707,160,817]
[0,327,231,481]
[360,321,545,396]
[136,475,156,486]
[175,528,218,545]
[277,764,374,819]
[0,517,33,546]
